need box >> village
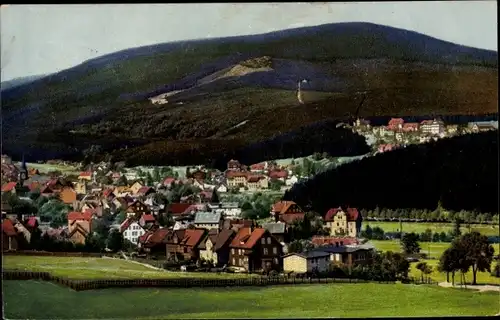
[1,117,498,276]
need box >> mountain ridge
[0,22,497,165]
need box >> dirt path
[438,281,500,292]
[101,256,165,272]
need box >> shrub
[491,262,500,278]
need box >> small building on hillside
[420,119,444,135]
[283,251,331,274]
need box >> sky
[0,2,497,81]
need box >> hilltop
[1,22,497,164]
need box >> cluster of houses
[223,159,299,192]
[351,118,499,154]
[1,154,373,274]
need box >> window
[239,249,242,255]
[261,238,265,244]
[132,231,138,236]
[337,222,339,226]
[263,248,268,255]
[272,247,277,255]
[124,231,128,237]
[231,249,235,255]
[273,258,279,264]
[267,237,271,244]
[232,258,236,265]
[184,247,188,253]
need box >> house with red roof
[120,218,146,245]
[227,159,242,171]
[165,228,206,261]
[126,200,150,218]
[140,227,170,256]
[163,177,177,188]
[246,175,268,191]
[387,118,404,131]
[311,235,360,247]
[67,211,94,244]
[167,203,194,217]
[78,171,93,181]
[226,171,248,189]
[229,227,283,272]
[249,162,267,173]
[271,201,305,224]
[2,218,20,251]
[268,170,288,181]
[198,228,235,267]
[402,123,420,132]
[324,207,362,238]
[136,186,155,197]
[1,182,18,194]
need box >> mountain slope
[1,22,498,164]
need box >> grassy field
[365,221,500,236]
[4,280,499,319]
[21,162,80,175]
[371,240,500,285]
[2,256,254,280]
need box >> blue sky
[1,2,497,81]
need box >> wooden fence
[2,270,443,291]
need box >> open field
[4,280,499,319]
[366,221,500,236]
[20,162,80,175]
[2,256,255,280]
[371,240,500,285]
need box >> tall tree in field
[438,247,460,284]
[416,262,432,282]
[456,232,495,285]
[401,232,421,255]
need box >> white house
[120,220,145,245]
[215,183,228,193]
[285,175,298,186]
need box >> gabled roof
[180,229,205,247]
[163,177,176,185]
[271,201,302,215]
[79,171,92,178]
[269,170,288,179]
[246,175,264,183]
[283,251,330,259]
[169,203,193,215]
[388,118,404,126]
[226,171,248,179]
[141,214,156,223]
[68,223,90,238]
[2,182,18,192]
[199,229,235,251]
[2,218,18,236]
[324,207,360,221]
[324,207,343,222]
[67,211,93,221]
[25,216,39,228]
[137,186,153,195]
[146,228,170,245]
[194,211,221,224]
[279,213,305,224]
[230,227,267,249]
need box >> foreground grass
[2,256,254,280]
[366,221,499,236]
[371,240,500,285]
[4,280,499,319]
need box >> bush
[491,262,500,278]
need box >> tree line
[284,131,498,215]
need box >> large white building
[120,220,146,245]
[420,119,444,135]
